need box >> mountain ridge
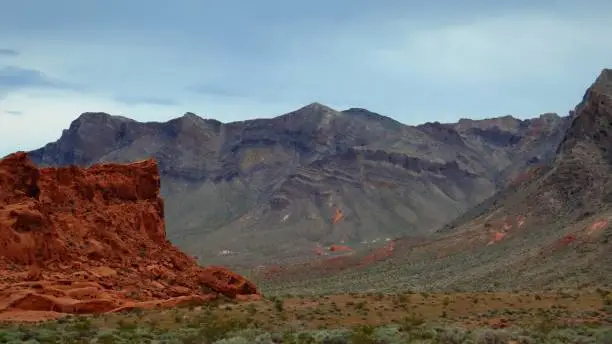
[26,100,571,265]
[256,69,612,294]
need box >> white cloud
[369,13,612,86]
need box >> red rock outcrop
[0,152,259,321]
[331,208,344,225]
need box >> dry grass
[88,291,610,331]
[2,291,611,343]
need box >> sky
[1,0,612,156]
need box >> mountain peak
[75,112,112,122]
[576,68,612,110]
[299,102,336,113]
[592,68,612,95]
[74,112,134,126]
[78,111,112,118]
[181,112,202,119]
[279,102,339,124]
[556,68,612,158]
[173,112,206,125]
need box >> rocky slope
[257,69,612,294]
[27,103,569,265]
[421,69,612,290]
[0,153,258,321]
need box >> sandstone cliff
[0,152,259,321]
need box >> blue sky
[1,0,612,155]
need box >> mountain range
[25,80,580,266]
[255,68,612,294]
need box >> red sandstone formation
[0,152,259,321]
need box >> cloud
[393,15,607,86]
[0,66,81,92]
[3,110,22,115]
[0,49,18,56]
[114,95,179,106]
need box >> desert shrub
[406,326,438,341]
[213,336,251,344]
[371,325,405,344]
[544,328,592,343]
[274,298,285,312]
[597,328,612,344]
[338,324,385,344]
[303,329,351,343]
[473,329,512,344]
[223,328,267,341]
[250,332,276,344]
[0,329,24,343]
[1,309,610,344]
[93,330,123,344]
[321,337,348,344]
[399,313,425,333]
[436,326,470,344]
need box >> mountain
[28,102,569,265]
[440,68,612,289]
[256,69,612,294]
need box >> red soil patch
[0,152,259,321]
[587,219,608,236]
[538,218,610,256]
[482,215,528,246]
[486,317,510,329]
[331,208,344,225]
[360,240,395,265]
[559,234,577,245]
[260,240,397,280]
[487,231,506,245]
[261,265,283,279]
[329,244,352,253]
[540,219,609,256]
[540,234,578,255]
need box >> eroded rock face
[28,103,570,265]
[0,152,259,321]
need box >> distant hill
[257,69,612,295]
[28,100,569,265]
